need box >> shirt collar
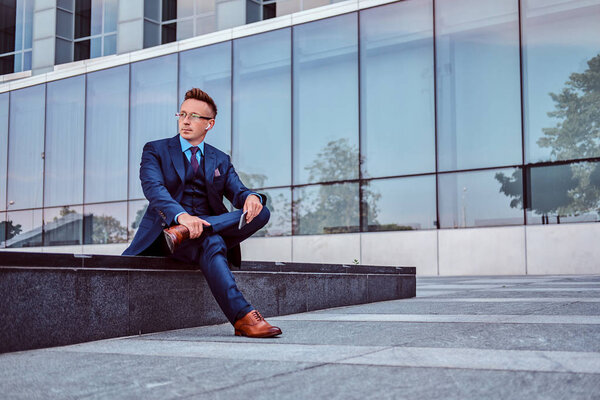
[179,134,204,155]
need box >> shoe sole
[234,329,282,338]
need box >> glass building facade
[0,0,599,275]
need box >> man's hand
[243,194,263,223]
[177,213,211,239]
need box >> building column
[31,0,57,75]
[117,0,145,54]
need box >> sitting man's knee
[256,206,270,227]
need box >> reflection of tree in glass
[53,206,76,221]
[131,204,148,230]
[91,214,128,244]
[254,191,291,237]
[1,220,22,241]
[238,171,268,189]
[496,54,600,221]
[294,138,380,234]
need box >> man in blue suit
[123,88,281,338]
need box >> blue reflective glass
[103,0,118,32]
[360,0,435,178]
[293,182,359,235]
[364,175,437,231]
[43,205,83,246]
[85,65,129,203]
[436,0,522,171]
[103,33,116,55]
[7,84,45,210]
[233,28,291,188]
[5,208,43,248]
[129,54,178,200]
[56,8,74,39]
[90,37,101,58]
[45,76,85,207]
[439,168,524,228]
[23,0,33,49]
[526,161,600,224]
[14,0,23,51]
[293,14,358,184]
[91,0,103,36]
[523,1,600,163]
[0,93,8,211]
[179,42,232,154]
[83,202,128,244]
[254,188,291,237]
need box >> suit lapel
[168,135,185,183]
[204,143,217,184]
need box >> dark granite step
[0,251,415,353]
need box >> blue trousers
[171,207,270,324]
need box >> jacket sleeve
[139,142,186,225]
[221,157,266,209]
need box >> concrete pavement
[1,275,599,399]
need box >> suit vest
[180,153,212,216]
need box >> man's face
[178,99,215,145]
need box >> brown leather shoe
[234,310,282,338]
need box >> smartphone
[238,211,248,229]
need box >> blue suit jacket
[123,134,263,265]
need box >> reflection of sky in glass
[8,85,45,210]
[436,0,522,171]
[360,0,435,178]
[45,76,85,207]
[523,1,600,163]
[293,14,358,184]
[234,28,291,188]
[129,54,178,200]
[0,93,8,211]
[439,168,524,228]
[83,202,128,244]
[85,65,129,203]
[527,161,600,224]
[5,209,43,248]
[365,175,437,231]
[255,187,291,237]
[43,205,83,246]
[179,42,232,154]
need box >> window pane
[436,0,522,171]
[0,93,8,211]
[293,182,359,235]
[526,161,600,224]
[129,54,178,200]
[144,0,160,21]
[104,0,118,33]
[83,202,128,244]
[439,168,524,228]
[103,33,116,55]
[43,205,83,246]
[364,175,437,231]
[5,209,43,248]
[176,18,194,41]
[179,42,231,154]
[45,76,85,207]
[55,38,73,64]
[75,0,91,38]
[90,36,102,58]
[56,8,74,39]
[74,39,90,61]
[360,0,435,178]
[196,14,216,35]
[128,199,148,241]
[293,14,358,184]
[143,20,160,48]
[523,1,600,163]
[161,22,176,44]
[85,65,129,203]
[7,84,45,210]
[233,28,291,187]
[254,188,291,237]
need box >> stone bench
[0,251,415,353]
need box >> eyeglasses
[175,112,213,122]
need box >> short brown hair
[183,88,218,118]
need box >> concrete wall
[3,222,598,276]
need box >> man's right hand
[177,213,211,239]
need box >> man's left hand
[243,194,263,223]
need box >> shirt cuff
[249,192,264,205]
[174,212,186,225]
